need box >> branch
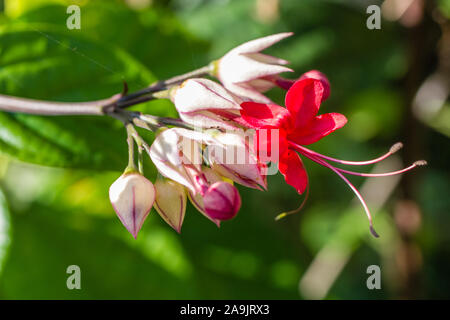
[116,65,213,105]
[0,93,119,116]
[0,65,213,116]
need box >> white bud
[109,173,155,238]
[153,179,186,233]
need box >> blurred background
[0,0,449,299]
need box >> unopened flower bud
[203,181,241,220]
[154,179,187,233]
[109,173,155,239]
[187,167,222,227]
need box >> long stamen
[332,161,427,177]
[275,184,310,221]
[289,141,403,166]
[291,141,427,177]
[300,151,379,238]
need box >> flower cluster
[109,33,425,238]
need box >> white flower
[149,129,242,223]
[207,131,266,190]
[172,78,242,130]
[214,32,293,103]
[148,128,216,194]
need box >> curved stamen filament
[289,141,403,166]
[299,151,379,238]
[331,161,427,177]
[290,142,427,178]
[275,183,310,221]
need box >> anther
[370,226,380,238]
[389,142,403,154]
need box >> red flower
[240,75,346,194]
[239,71,426,237]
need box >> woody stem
[0,65,212,116]
[0,93,119,116]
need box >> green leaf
[12,2,210,79]
[4,0,68,18]
[0,25,175,171]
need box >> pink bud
[203,181,241,220]
[299,70,330,101]
[109,173,155,239]
[187,167,222,227]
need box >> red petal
[285,78,324,129]
[299,70,330,101]
[278,150,308,194]
[254,128,288,163]
[240,102,291,129]
[288,113,347,145]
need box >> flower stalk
[114,65,214,105]
[0,93,117,116]
[0,65,212,117]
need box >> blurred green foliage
[0,0,449,299]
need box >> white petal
[150,128,212,166]
[149,129,221,192]
[171,127,218,146]
[224,83,273,104]
[225,32,293,55]
[242,53,290,65]
[150,155,196,193]
[211,163,263,190]
[219,54,292,84]
[150,129,182,165]
[180,111,241,131]
[207,133,266,188]
[174,78,240,113]
[245,79,276,93]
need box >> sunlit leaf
[0,25,174,171]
